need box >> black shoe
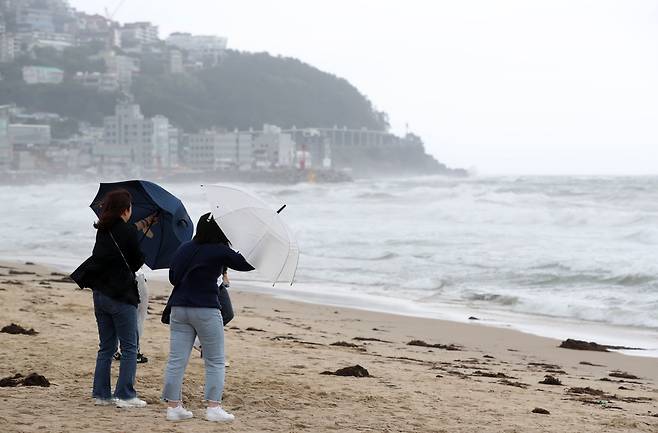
[136,353,148,364]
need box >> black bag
[218,284,234,325]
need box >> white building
[166,33,227,67]
[22,66,64,84]
[98,102,175,169]
[73,72,120,92]
[121,22,159,46]
[183,129,253,170]
[0,106,11,172]
[253,124,295,168]
[9,124,51,146]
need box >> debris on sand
[407,340,461,351]
[21,373,50,387]
[330,341,361,348]
[579,361,605,367]
[0,374,23,387]
[321,365,370,378]
[9,270,36,275]
[44,276,75,284]
[0,373,50,387]
[559,339,609,352]
[471,370,516,379]
[539,375,562,386]
[353,337,392,343]
[609,371,640,380]
[1,323,38,335]
[559,339,644,352]
[579,361,606,367]
[529,362,562,370]
[246,327,266,332]
[532,408,550,415]
[567,387,606,396]
[498,379,529,388]
[468,316,479,320]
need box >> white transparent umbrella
[202,184,299,286]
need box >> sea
[1,175,657,356]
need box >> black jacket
[71,220,145,306]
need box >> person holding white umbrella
[161,213,254,422]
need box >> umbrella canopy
[91,180,193,270]
[203,184,299,285]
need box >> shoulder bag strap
[109,230,134,275]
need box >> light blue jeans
[162,307,225,402]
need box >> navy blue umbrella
[90,180,193,270]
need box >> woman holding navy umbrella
[71,189,148,408]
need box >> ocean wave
[465,292,520,306]
[355,192,397,200]
[529,272,656,288]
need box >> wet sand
[0,261,657,432]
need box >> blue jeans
[162,307,225,402]
[92,290,139,400]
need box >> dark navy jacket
[168,240,254,309]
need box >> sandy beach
[1,260,657,433]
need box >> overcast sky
[71,0,658,175]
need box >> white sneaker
[94,398,117,406]
[166,405,193,421]
[206,406,235,422]
[116,397,147,408]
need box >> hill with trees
[0,47,390,133]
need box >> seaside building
[22,65,64,84]
[98,102,175,170]
[0,105,11,172]
[253,124,295,168]
[165,33,227,67]
[183,129,253,170]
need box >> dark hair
[94,189,132,231]
[193,212,231,246]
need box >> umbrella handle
[277,204,286,214]
[137,209,161,243]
